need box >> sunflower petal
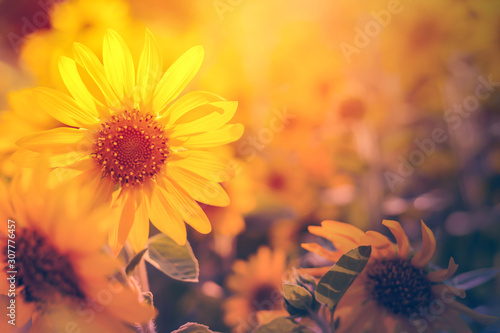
[109,192,136,255]
[161,181,211,234]
[103,29,135,101]
[169,150,230,182]
[149,186,187,245]
[447,300,498,326]
[411,220,436,268]
[153,46,204,113]
[167,166,230,207]
[171,101,238,136]
[128,200,150,252]
[33,87,99,127]
[162,91,224,124]
[136,29,162,107]
[427,257,458,282]
[178,123,244,149]
[16,127,90,153]
[58,56,99,117]
[74,42,120,108]
[382,219,410,258]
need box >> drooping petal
[382,219,410,258]
[301,242,342,262]
[152,46,204,114]
[109,191,136,255]
[73,42,121,108]
[58,56,99,117]
[426,257,458,282]
[103,29,135,101]
[136,29,162,107]
[166,165,230,207]
[33,88,99,127]
[149,186,187,245]
[177,123,244,149]
[128,200,150,252]
[446,300,498,326]
[171,101,238,136]
[159,181,212,234]
[162,90,224,124]
[411,220,436,268]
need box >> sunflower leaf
[125,247,148,276]
[314,245,371,312]
[283,283,313,310]
[253,317,314,333]
[448,268,500,290]
[144,234,199,282]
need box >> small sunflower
[224,246,289,333]
[302,220,498,333]
[13,29,243,253]
[0,166,155,332]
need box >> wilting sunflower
[0,166,156,332]
[224,246,289,333]
[13,29,243,253]
[302,220,498,333]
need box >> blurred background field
[0,0,499,331]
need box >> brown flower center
[3,228,85,303]
[92,110,169,187]
[366,258,434,317]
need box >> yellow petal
[74,42,120,108]
[33,87,99,127]
[161,181,212,234]
[360,231,392,249]
[162,90,224,124]
[382,219,410,258]
[136,29,162,107]
[411,220,436,268]
[301,242,342,262]
[58,56,99,117]
[128,200,150,252]
[178,123,244,149]
[109,191,136,255]
[149,186,187,245]
[11,149,86,169]
[171,101,238,136]
[427,257,458,282]
[103,29,135,101]
[153,46,204,113]
[16,127,90,153]
[169,150,230,182]
[167,166,230,207]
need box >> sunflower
[302,220,498,332]
[0,166,155,332]
[223,246,289,333]
[12,29,244,253]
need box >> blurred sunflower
[0,90,61,176]
[302,220,498,332]
[12,29,243,253]
[224,246,289,333]
[0,166,155,332]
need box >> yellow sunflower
[302,220,498,333]
[12,29,243,254]
[0,166,155,332]
[224,246,289,333]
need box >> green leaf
[283,284,313,310]
[171,322,218,333]
[125,247,148,276]
[448,268,500,290]
[253,317,314,333]
[315,245,371,311]
[144,234,199,282]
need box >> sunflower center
[92,110,169,187]
[366,258,434,317]
[4,228,85,303]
